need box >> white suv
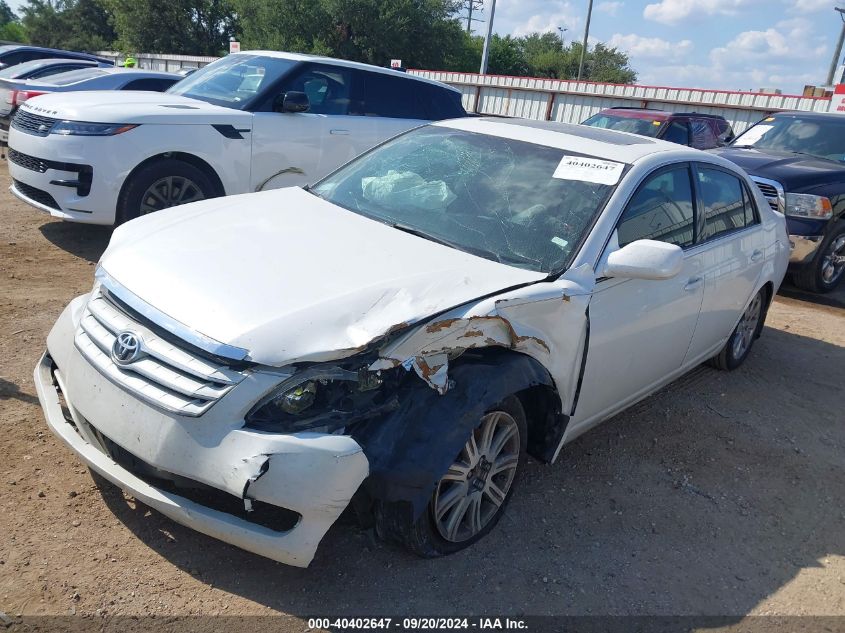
[7,51,465,225]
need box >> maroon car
[581,107,735,150]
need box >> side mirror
[604,239,683,280]
[274,91,309,113]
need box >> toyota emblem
[111,330,142,365]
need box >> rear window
[582,112,664,137]
[45,68,109,85]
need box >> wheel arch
[351,348,568,524]
[117,151,226,211]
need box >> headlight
[245,365,398,434]
[784,193,833,220]
[51,121,138,136]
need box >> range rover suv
[712,112,845,293]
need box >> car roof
[601,107,672,120]
[768,111,845,121]
[435,117,696,163]
[97,68,180,78]
[238,50,461,93]
[0,45,108,62]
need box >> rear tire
[792,221,845,293]
[377,396,527,558]
[117,158,218,224]
[709,288,765,371]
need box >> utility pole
[479,0,497,75]
[463,0,483,34]
[826,7,845,85]
[577,0,594,81]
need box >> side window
[421,84,466,120]
[690,118,718,149]
[1,51,24,66]
[358,72,426,119]
[696,167,756,241]
[122,78,177,91]
[662,120,691,145]
[617,165,695,248]
[284,65,352,115]
[29,64,84,79]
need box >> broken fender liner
[351,350,562,525]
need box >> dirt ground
[0,160,843,627]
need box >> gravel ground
[0,162,843,629]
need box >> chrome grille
[74,287,246,416]
[750,176,784,213]
[11,110,57,136]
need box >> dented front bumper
[33,300,369,567]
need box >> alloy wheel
[732,292,762,360]
[139,175,205,215]
[820,235,845,286]
[433,410,520,543]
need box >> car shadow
[776,278,845,310]
[38,220,112,264]
[0,376,39,406]
[94,326,844,617]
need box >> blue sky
[5,0,837,94]
[487,0,836,94]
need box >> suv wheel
[793,221,845,293]
[118,158,218,224]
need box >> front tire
[793,221,845,293]
[117,158,218,224]
[709,288,765,371]
[379,396,527,558]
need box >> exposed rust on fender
[425,318,462,333]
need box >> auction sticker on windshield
[553,155,624,185]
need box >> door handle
[750,249,763,262]
[684,276,703,292]
[330,129,350,135]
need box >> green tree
[20,0,115,51]
[230,0,330,54]
[104,0,236,55]
[0,0,17,25]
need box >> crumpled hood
[100,188,546,366]
[19,91,250,126]
[712,146,845,191]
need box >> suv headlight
[784,193,833,220]
[245,365,399,434]
[51,121,138,136]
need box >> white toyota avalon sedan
[34,117,789,567]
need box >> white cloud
[786,0,836,12]
[597,1,624,16]
[608,33,693,58]
[643,0,760,24]
[709,18,826,66]
[492,0,580,37]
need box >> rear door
[353,71,430,144]
[683,163,766,362]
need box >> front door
[251,64,360,191]
[572,164,705,431]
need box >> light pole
[826,7,845,85]
[480,0,497,75]
[577,0,594,81]
[557,26,568,50]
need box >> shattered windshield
[582,113,663,137]
[311,127,621,274]
[732,115,845,162]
